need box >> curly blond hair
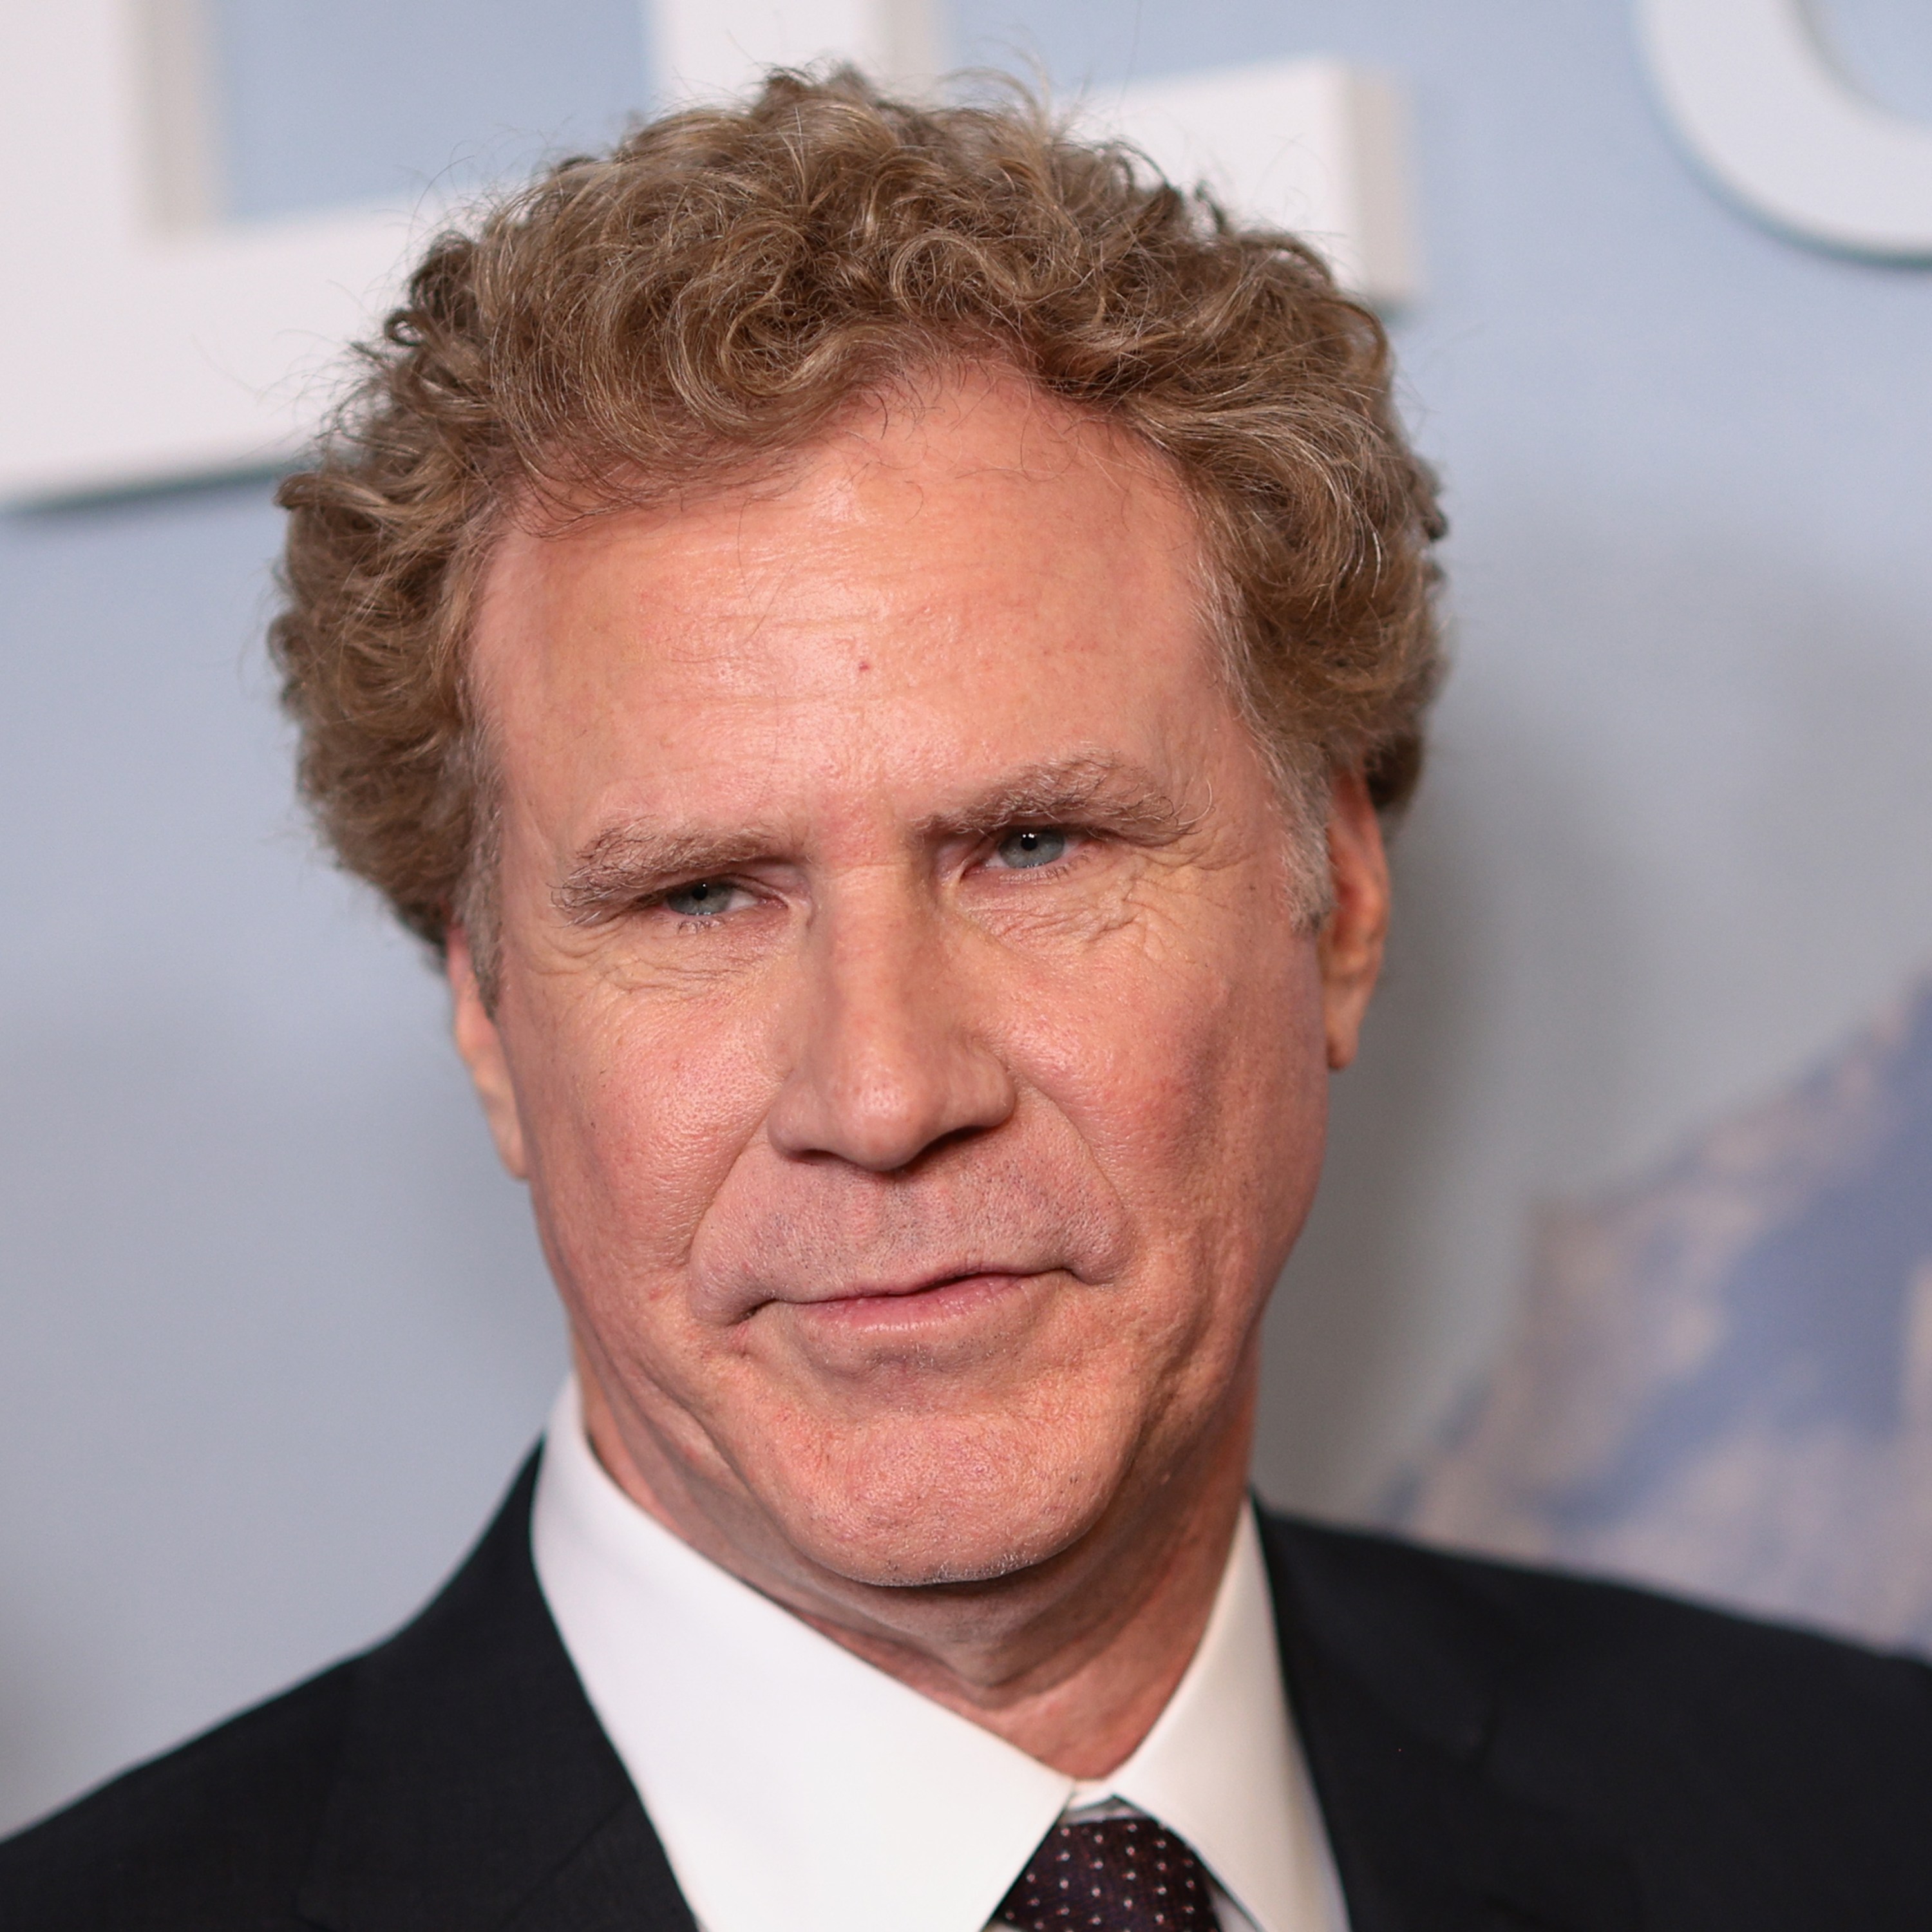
[270,68,1443,979]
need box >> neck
[575,1350,1258,1779]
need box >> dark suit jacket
[5,1455,1931,1930]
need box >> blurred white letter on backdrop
[1640,0,1932,257]
[0,1,427,500]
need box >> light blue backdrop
[5,0,1931,1833]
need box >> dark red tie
[996,1815,1218,1930]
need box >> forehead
[469,370,1231,831]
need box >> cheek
[504,976,776,1283]
[1010,909,1328,1277]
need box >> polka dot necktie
[996,1815,1218,1930]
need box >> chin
[744,1409,1133,1591]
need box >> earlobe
[447,926,529,1180]
[1316,769,1392,1072]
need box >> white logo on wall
[0,1,1414,504]
[1639,0,1932,256]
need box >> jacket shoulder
[0,1660,354,1931]
[0,1455,653,1932]
[1261,1510,1932,1906]
[1264,1508,1932,1727]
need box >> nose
[765,895,1018,1173]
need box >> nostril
[768,1053,1018,1173]
[903,1120,997,1168]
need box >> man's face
[456,368,1381,1595]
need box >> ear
[447,925,529,1179]
[1316,767,1391,1072]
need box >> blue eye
[664,879,736,917]
[994,828,1068,869]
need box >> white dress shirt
[532,1379,1349,1932]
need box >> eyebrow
[912,753,1197,845]
[553,825,784,925]
[551,753,1197,927]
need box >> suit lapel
[497,1804,698,1932]
[298,1456,697,1932]
[1261,1513,1642,1932]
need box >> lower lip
[786,1271,1041,1334]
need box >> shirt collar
[531,1378,1343,1932]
